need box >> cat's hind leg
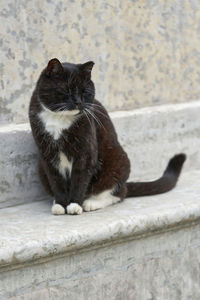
[83,189,120,211]
[83,147,129,212]
[83,184,127,212]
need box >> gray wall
[1,0,200,124]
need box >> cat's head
[37,58,95,115]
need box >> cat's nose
[76,103,82,110]
[75,98,82,110]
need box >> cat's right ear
[45,58,63,77]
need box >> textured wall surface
[0,0,200,124]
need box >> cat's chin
[59,109,80,116]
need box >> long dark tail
[126,154,186,197]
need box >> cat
[29,58,186,215]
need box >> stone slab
[1,223,200,300]
[0,170,200,299]
[0,101,200,208]
[0,123,46,208]
[0,169,200,270]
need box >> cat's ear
[45,58,63,77]
[80,61,95,77]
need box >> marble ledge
[0,99,200,130]
[1,100,200,209]
[0,170,200,271]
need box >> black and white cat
[29,58,186,215]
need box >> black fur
[29,58,186,212]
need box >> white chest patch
[39,105,79,140]
[58,151,73,178]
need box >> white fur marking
[66,203,83,215]
[51,200,65,215]
[39,104,79,140]
[83,190,120,212]
[58,151,72,178]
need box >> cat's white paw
[82,199,100,212]
[66,203,83,215]
[51,202,65,215]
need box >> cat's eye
[55,87,70,96]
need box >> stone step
[0,100,200,208]
[0,169,200,299]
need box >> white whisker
[83,110,93,130]
[85,108,106,131]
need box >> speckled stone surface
[0,123,45,208]
[1,224,200,299]
[0,101,199,208]
[1,0,200,124]
[0,170,200,299]
[0,169,200,269]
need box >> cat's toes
[66,203,83,215]
[83,200,100,212]
[51,202,65,215]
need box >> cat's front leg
[50,183,69,215]
[66,161,93,215]
[51,200,65,215]
[50,178,70,215]
[41,161,70,215]
[66,202,83,215]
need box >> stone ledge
[0,100,200,208]
[0,170,199,271]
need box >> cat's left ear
[45,58,64,77]
[80,61,95,77]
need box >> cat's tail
[126,153,186,197]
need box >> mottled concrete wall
[1,0,200,124]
